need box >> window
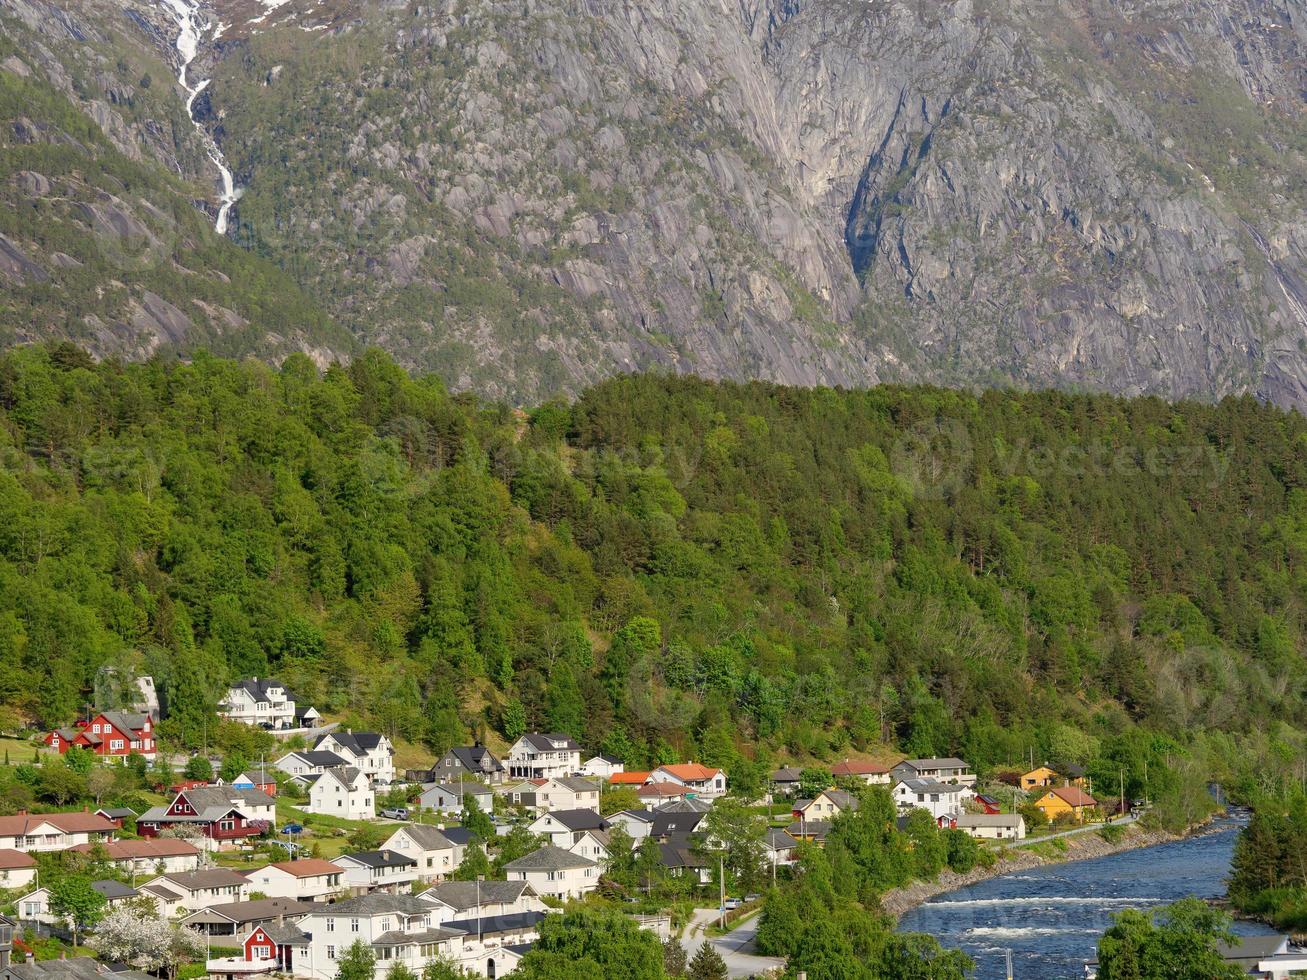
[326,919,334,933]
[351,919,360,933]
[326,947,336,960]
[111,740,124,751]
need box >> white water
[159,0,240,234]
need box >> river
[897,818,1280,979]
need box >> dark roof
[534,809,607,832]
[391,824,455,851]
[287,751,350,768]
[91,880,138,901]
[2,961,154,980]
[229,678,296,702]
[96,807,137,820]
[520,732,581,752]
[181,899,317,925]
[651,812,706,838]
[658,843,708,870]
[765,829,798,850]
[341,849,416,869]
[893,758,970,771]
[317,732,387,757]
[770,767,803,782]
[99,711,151,735]
[420,880,533,910]
[258,922,310,945]
[156,868,250,891]
[373,926,463,946]
[787,820,832,840]
[326,894,429,916]
[441,827,475,847]
[447,746,505,775]
[444,911,546,936]
[503,845,596,872]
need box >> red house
[45,711,156,762]
[136,786,275,848]
[974,794,1003,815]
[208,923,306,979]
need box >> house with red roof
[636,781,689,806]
[0,811,117,853]
[45,711,156,761]
[70,837,201,873]
[0,849,37,889]
[651,763,727,799]
[831,759,891,785]
[243,859,346,902]
[609,771,652,786]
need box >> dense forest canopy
[0,345,1305,799]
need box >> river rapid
[897,818,1279,979]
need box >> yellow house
[1033,786,1098,823]
[1020,766,1059,790]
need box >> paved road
[683,907,785,978]
[1011,812,1138,846]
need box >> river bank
[881,822,1186,919]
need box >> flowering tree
[90,907,208,979]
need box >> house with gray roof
[503,845,599,899]
[220,678,312,731]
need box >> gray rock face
[6,0,1307,406]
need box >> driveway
[1011,812,1138,846]
[683,907,785,978]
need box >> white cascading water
[159,0,240,234]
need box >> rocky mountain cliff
[1,0,1305,405]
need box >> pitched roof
[339,849,416,869]
[551,776,601,793]
[315,766,365,788]
[96,807,137,819]
[765,829,798,850]
[0,812,118,836]
[229,678,295,702]
[2,959,154,980]
[373,926,464,946]
[787,820,832,840]
[71,838,200,860]
[420,880,535,910]
[894,758,970,771]
[444,911,547,936]
[156,868,249,891]
[519,732,581,752]
[91,880,138,900]
[281,750,350,768]
[638,781,688,798]
[98,711,152,735]
[535,809,607,831]
[831,759,889,777]
[440,827,475,847]
[610,771,652,785]
[0,848,36,869]
[324,893,430,916]
[658,842,708,870]
[656,763,721,781]
[956,814,1025,827]
[1047,786,1097,807]
[609,809,655,824]
[316,732,388,757]
[650,812,706,838]
[447,746,504,774]
[182,898,318,925]
[389,824,455,851]
[770,767,803,782]
[656,797,712,813]
[178,786,276,811]
[895,778,963,794]
[503,844,597,872]
[258,922,311,944]
[261,859,343,878]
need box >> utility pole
[1119,769,1125,820]
[719,854,725,930]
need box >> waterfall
[159,0,241,234]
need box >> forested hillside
[1,346,1306,799]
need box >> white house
[417,880,546,927]
[312,732,395,785]
[956,813,1027,840]
[68,838,201,874]
[892,778,967,822]
[890,758,976,789]
[335,850,419,894]
[531,776,601,813]
[0,849,38,890]
[605,810,655,842]
[579,755,624,780]
[794,790,858,822]
[0,811,118,852]
[219,678,309,731]
[503,845,599,900]
[763,828,798,867]
[286,893,465,980]
[505,733,582,780]
[414,782,493,817]
[527,809,608,848]
[306,767,375,821]
[380,825,464,883]
[568,829,611,865]
[16,880,138,925]
[651,763,727,799]
[139,868,250,917]
[243,859,346,902]
[274,750,351,784]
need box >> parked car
[381,807,409,821]
[724,898,741,910]
[281,823,303,835]
[269,840,302,855]
[744,894,761,903]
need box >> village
[0,673,1143,980]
